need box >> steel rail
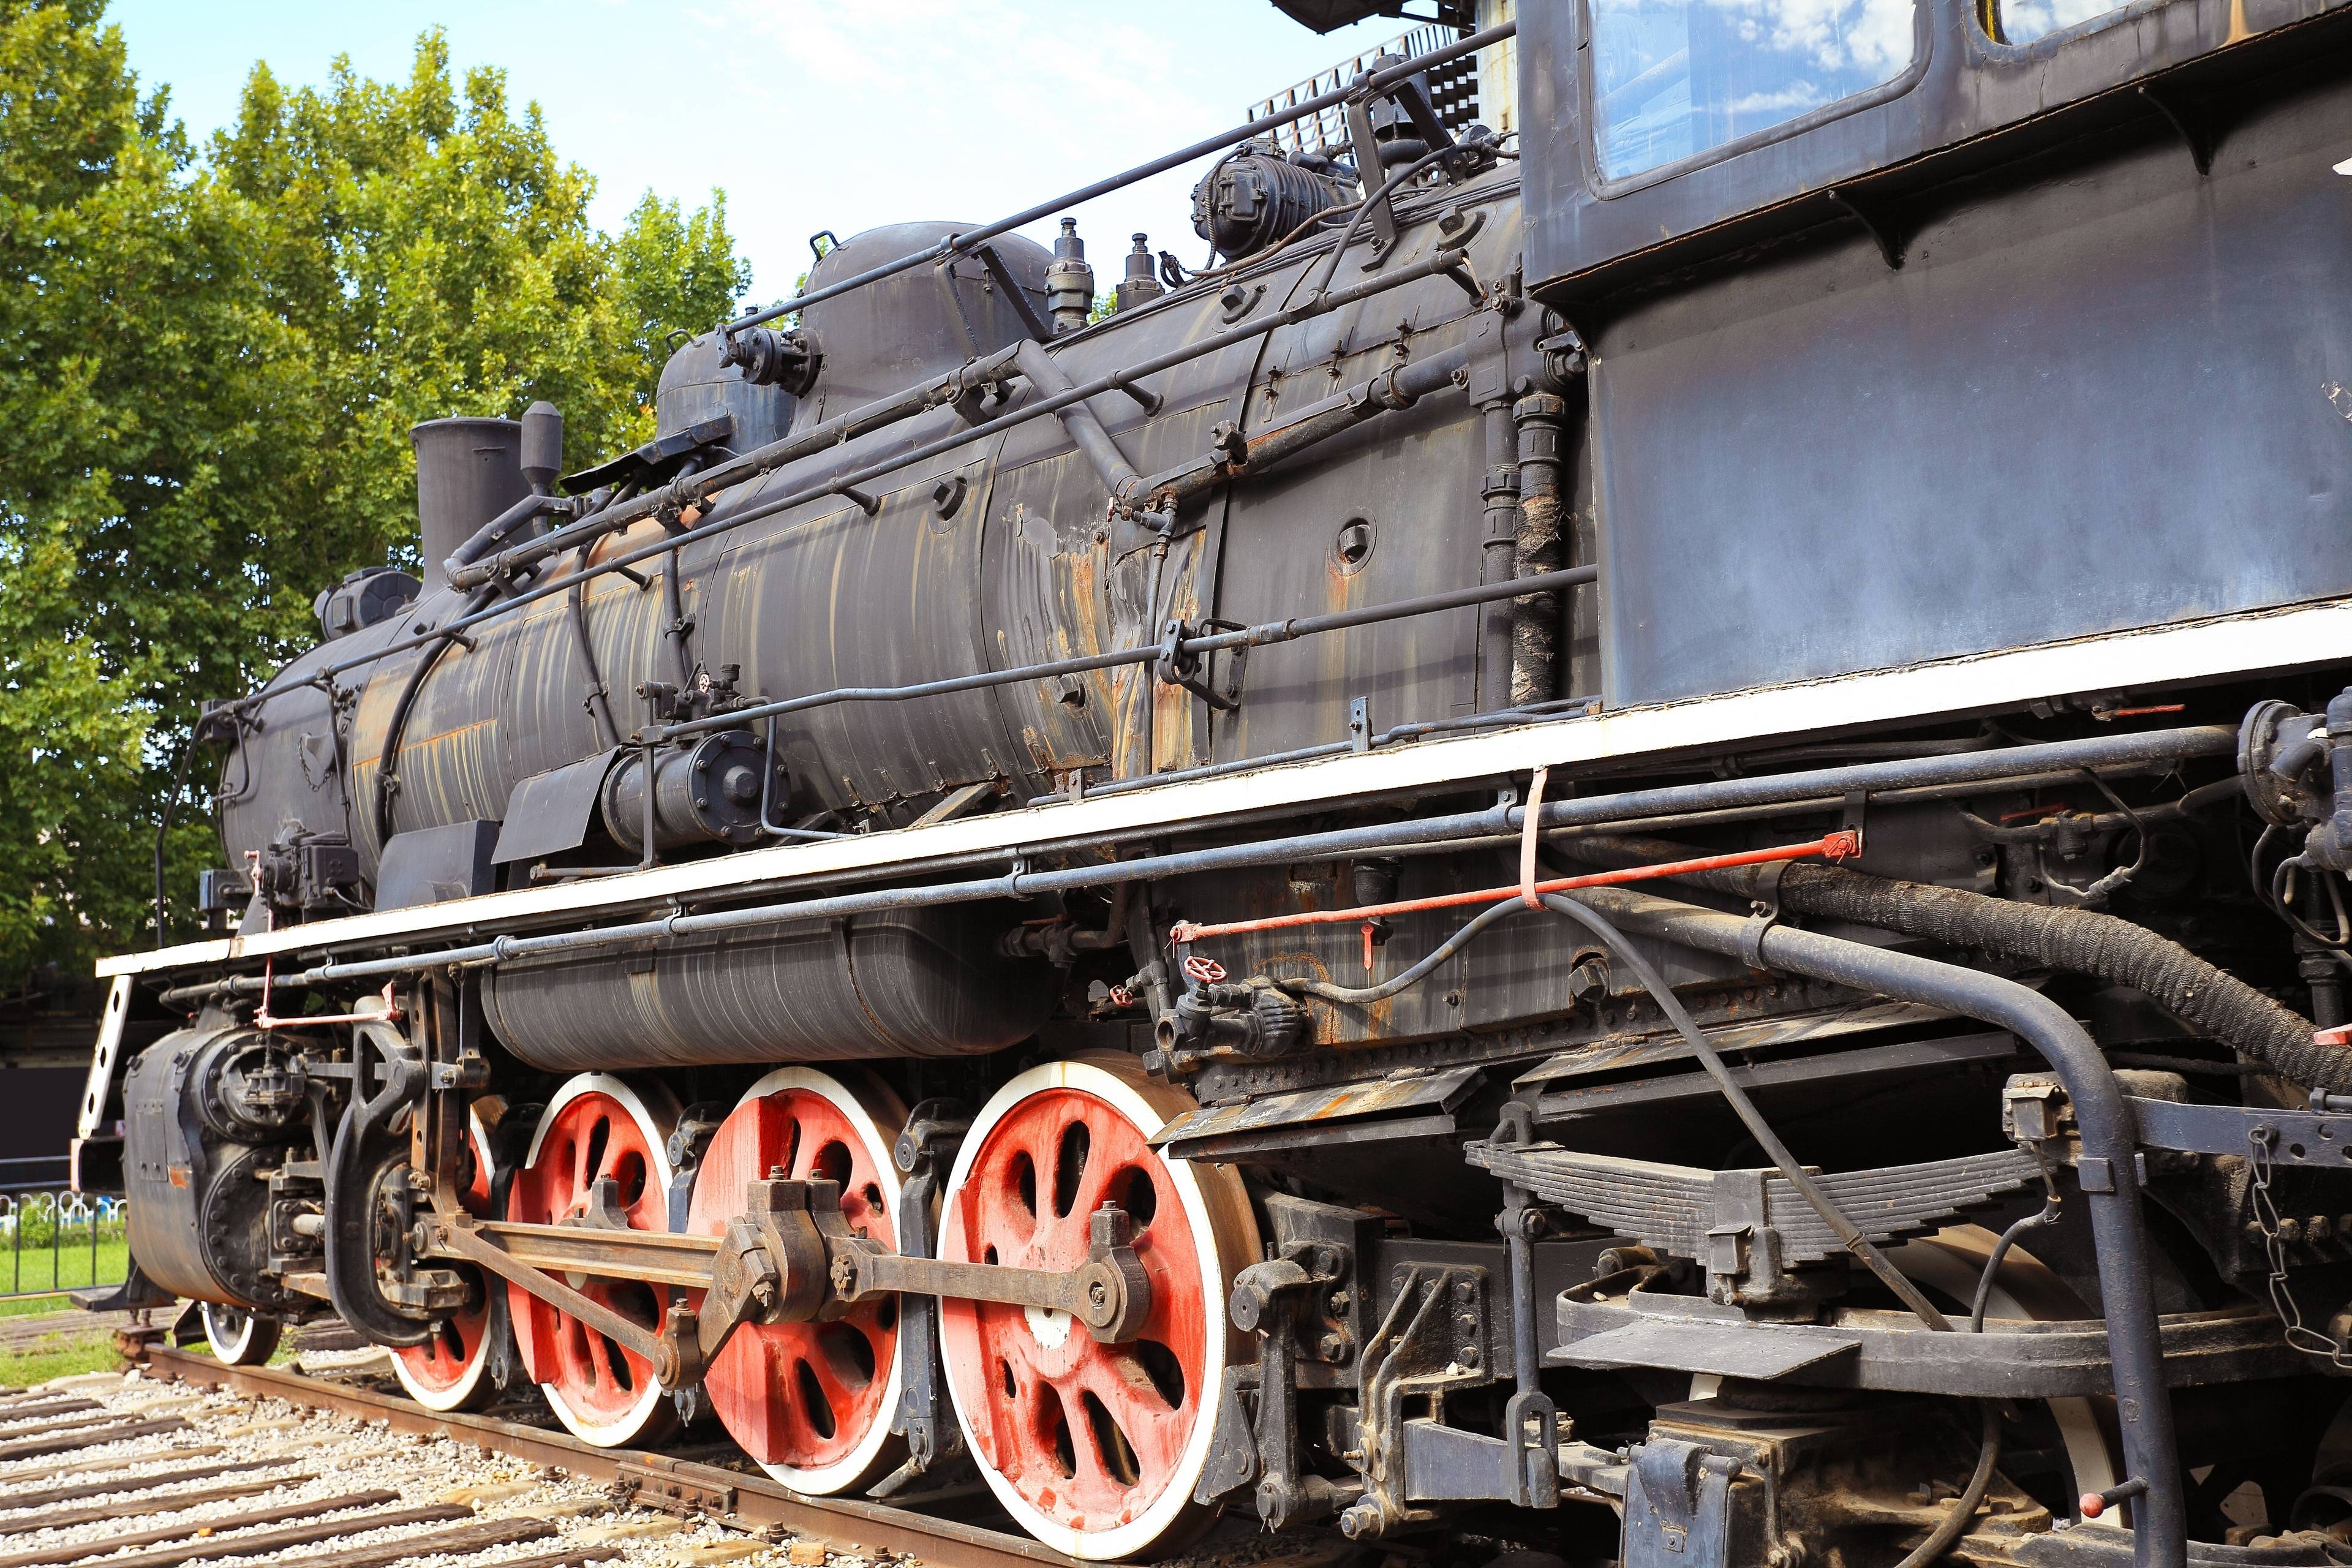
[135,1345,1077,1568]
[717,20,1516,336]
[300,243,1477,692]
[216,725,2232,992]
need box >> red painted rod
[1167,831,1863,944]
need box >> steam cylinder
[123,1025,308,1310]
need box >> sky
[104,0,1416,311]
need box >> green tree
[0,2,750,987]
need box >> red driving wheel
[687,1067,909,1494]
[939,1056,1257,1559]
[393,1108,503,1411]
[507,1074,679,1447]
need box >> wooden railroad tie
[0,1492,469,1568]
[0,1399,102,1423]
[0,1474,314,1537]
[0,1442,225,1487]
[0,1417,194,1463]
[0,1455,300,1515]
[257,1515,566,1568]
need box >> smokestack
[410,417,528,593]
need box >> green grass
[0,1292,74,1319]
[0,1327,121,1388]
[0,1238,130,1300]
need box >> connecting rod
[418,1173,1152,1393]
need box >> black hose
[565,548,621,750]
[1971,1151,2063,1333]
[1537,892,1956,1332]
[372,587,500,848]
[441,489,562,578]
[1556,879,2187,1568]
[1305,142,1462,301]
[1568,832,2346,1091]
[1891,1403,2003,1568]
[1273,896,1532,1005]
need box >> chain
[2247,1125,2352,1368]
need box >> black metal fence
[1,1184,128,1300]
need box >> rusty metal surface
[1150,1061,1485,1151]
[224,170,1530,878]
[137,1346,1081,1568]
[1507,1000,1958,1089]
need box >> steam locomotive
[77,2,2352,1565]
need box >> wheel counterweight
[687,1066,910,1494]
[393,1109,503,1411]
[938,1056,1259,1561]
[507,1074,680,1447]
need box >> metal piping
[1170,831,1859,943]
[1138,344,1471,511]
[1560,831,2346,1091]
[1510,391,1569,705]
[649,564,1598,744]
[370,586,500,849]
[1551,879,2188,1568]
[212,727,2231,995]
[1476,398,1520,710]
[1029,690,1597,804]
[454,341,1030,592]
[565,549,622,750]
[717,20,1516,337]
[442,490,566,580]
[1011,339,1142,504]
[311,244,1477,691]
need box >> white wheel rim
[718,1066,907,1494]
[522,1074,679,1447]
[204,1302,258,1363]
[938,1059,1235,1561]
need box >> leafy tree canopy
[0,1,750,988]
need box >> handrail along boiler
[71,2,2352,1565]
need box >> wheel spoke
[687,1070,905,1491]
[938,1059,1256,1556]
[1074,1352,1185,1479]
[510,1079,677,1446]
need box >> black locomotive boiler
[72,3,2352,1566]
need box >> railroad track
[0,1334,1336,1568]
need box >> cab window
[1589,0,1918,179]
[1978,0,2127,44]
